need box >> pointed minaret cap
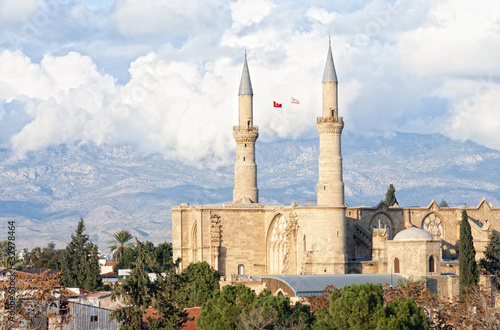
[238,51,253,95]
[322,37,338,83]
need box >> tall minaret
[312,39,346,274]
[317,39,344,206]
[233,53,259,203]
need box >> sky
[0,0,499,165]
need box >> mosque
[172,42,499,298]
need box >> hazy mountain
[1,131,499,251]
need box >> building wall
[173,203,348,276]
[346,199,496,261]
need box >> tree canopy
[180,261,220,308]
[197,284,313,330]
[314,283,427,330]
[111,239,188,329]
[384,184,398,207]
[109,230,135,262]
[458,210,479,296]
[60,218,102,291]
[479,233,500,287]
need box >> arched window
[429,255,435,273]
[238,264,244,275]
[394,257,400,274]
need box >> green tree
[479,233,500,287]
[149,270,189,329]
[109,230,135,262]
[111,239,152,329]
[111,239,188,330]
[459,210,479,296]
[197,284,256,330]
[314,283,427,330]
[113,241,175,274]
[180,261,220,308]
[60,218,102,291]
[384,184,398,207]
[150,242,175,273]
[24,242,63,270]
[245,289,313,329]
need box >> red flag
[291,97,299,104]
[273,101,282,108]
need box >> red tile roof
[183,307,202,330]
[142,306,201,329]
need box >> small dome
[393,227,434,241]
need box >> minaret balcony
[233,126,259,143]
[233,125,259,133]
[316,116,344,125]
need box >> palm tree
[109,230,135,262]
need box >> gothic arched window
[394,257,400,274]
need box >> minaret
[310,39,346,274]
[317,39,344,206]
[233,53,259,203]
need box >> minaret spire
[239,50,253,95]
[322,38,338,83]
[233,52,259,203]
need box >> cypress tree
[61,218,102,290]
[479,233,500,287]
[458,210,479,296]
[384,184,398,207]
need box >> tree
[113,241,175,274]
[109,230,135,262]
[111,239,188,330]
[479,233,500,287]
[24,242,63,270]
[458,210,479,296]
[60,218,102,291]
[197,284,256,330]
[0,270,66,330]
[314,283,427,330]
[438,199,449,208]
[150,242,175,273]
[149,270,189,329]
[180,261,220,308]
[111,239,153,329]
[384,184,398,207]
[198,285,313,330]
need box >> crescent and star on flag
[273,97,300,108]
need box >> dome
[393,227,434,241]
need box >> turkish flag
[273,101,282,108]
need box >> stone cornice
[316,120,344,134]
[233,126,259,143]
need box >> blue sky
[0,0,499,163]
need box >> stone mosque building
[172,42,500,296]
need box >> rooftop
[259,273,406,297]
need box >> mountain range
[1,130,499,252]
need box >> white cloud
[1,0,500,162]
[111,0,228,39]
[0,0,44,25]
[230,0,276,30]
[396,0,500,77]
[307,7,337,24]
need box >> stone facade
[171,43,498,299]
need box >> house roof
[259,273,406,297]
